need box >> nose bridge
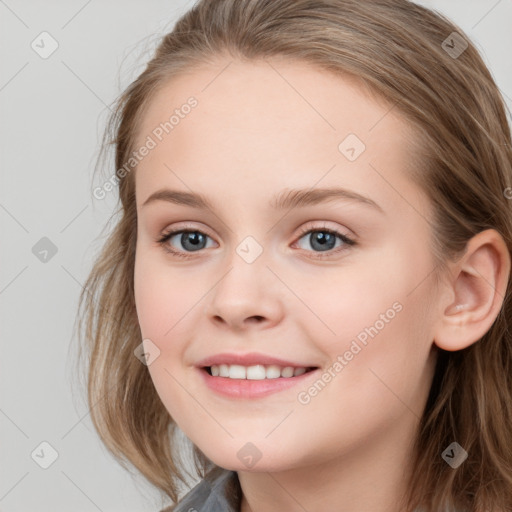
[204,236,283,328]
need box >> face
[133,57,439,473]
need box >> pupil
[311,232,335,251]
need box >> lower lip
[197,367,319,399]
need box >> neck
[238,414,418,512]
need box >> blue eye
[157,229,215,258]
[294,227,356,256]
[157,225,356,260]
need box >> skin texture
[132,57,510,512]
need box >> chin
[198,441,306,474]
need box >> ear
[434,229,511,351]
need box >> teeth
[265,365,281,379]
[281,366,294,378]
[246,365,266,380]
[229,364,246,379]
[208,364,310,380]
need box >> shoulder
[159,467,241,512]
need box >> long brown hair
[75,1,512,510]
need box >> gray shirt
[161,466,462,512]
[161,467,241,512]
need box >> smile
[198,365,320,399]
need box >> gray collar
[168,467,462,512]
[171,467,241,512]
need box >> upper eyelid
[160,220,352,236]
[161,222,216,240]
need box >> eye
[293,224,356,258]
[156,226,216,259]
[156,223,356,260]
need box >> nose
[203,257,285,332]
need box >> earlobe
[433,229,511,352]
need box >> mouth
[198,364,321,399]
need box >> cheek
[298,254,406,350]
[303,244,435,387]
[134,250,199,340]
[133,252,199,420]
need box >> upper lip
[196,352,317,368]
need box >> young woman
[77,1,512,511]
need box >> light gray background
[1,1,511,511]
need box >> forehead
[136,57,401,147]
[134,57,427,219]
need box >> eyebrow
[141,187,384,213]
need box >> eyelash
[156,223,356,260]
